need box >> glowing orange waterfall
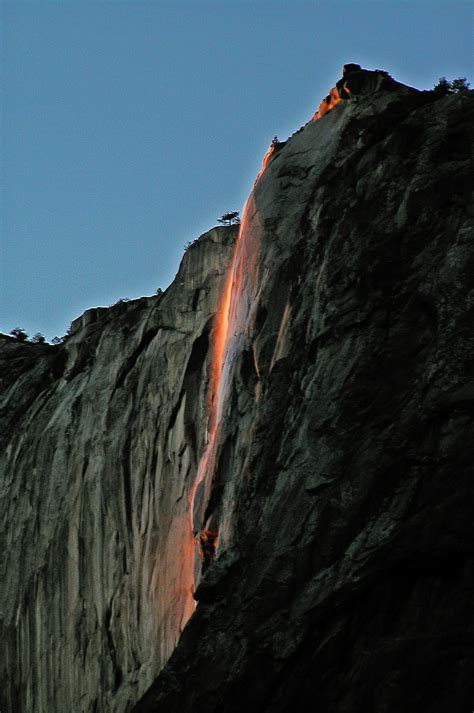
[187,83,346,609]
[166,68,355,645]
[190,190,264,601]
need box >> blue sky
[1,0,472,340]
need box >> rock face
[0,228,236,712]
[133,72,474,711]
[2,68,474,713]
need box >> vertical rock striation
[0,227,236,712]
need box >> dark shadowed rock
[132,76,474,713]
[1,67,473,713]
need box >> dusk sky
[1,0,472,341]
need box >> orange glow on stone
[190,190,263,597]
[311,86,342,122]
[167,66,371,645]
[185,69,350,623]
[255,143,277,183]
[171,67,359,635]
[207,246,236,435]
[199,528,219,567]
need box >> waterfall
[190,190,263,594]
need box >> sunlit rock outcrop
[312,63,397,120]
[2,66,473,713]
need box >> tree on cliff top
[433,76,470,95]
[450,77,471,93]
[218,211,240,226]
[10,327,28,342]
[31,333,46,344]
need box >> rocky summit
[1,66,473,713]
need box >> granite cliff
[1,67,473,712]
[0,229,236,712]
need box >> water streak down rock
[2,67,474,712]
